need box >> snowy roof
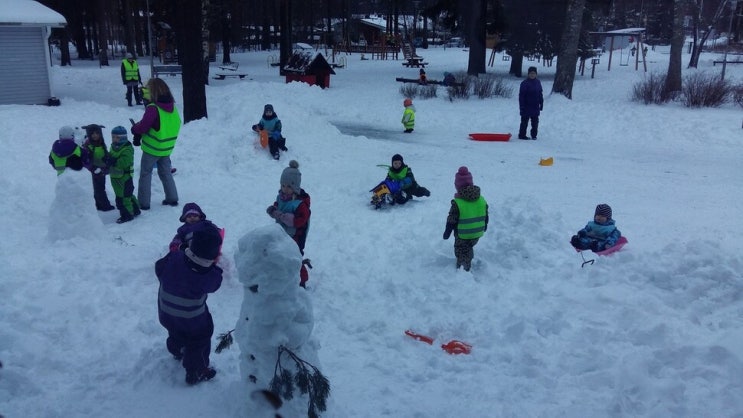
[0,0,66,27]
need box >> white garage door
[0,26,51,105]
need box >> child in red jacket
[266,160,311,287]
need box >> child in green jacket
[401,98,415,133]
[106,126,141,224]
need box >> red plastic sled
[574,236,628,267]
[405,330,433,345]
[469,133,512,142]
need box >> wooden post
[607,37,615,71]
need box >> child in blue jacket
[571,204,622,252]
[252,104,287,160]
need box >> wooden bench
[152,65,182,77]
[218,62,239,71]
[713,60,743,66]
[402,57,428,68]
[213,73,248,80]
[395,77,463,87]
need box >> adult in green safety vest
[131,78,181,210]
[121,53,142,106]
[443,166,489,272]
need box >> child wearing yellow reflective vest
[81,124,115,211]
[443,166,488,271]
[105,126,141,224]
[49,126,90,175]
[401,98,415,133]
[385,154,430,204]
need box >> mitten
[266,205,277,216]
[132,134,141,146]
[578,230,587,238]
[103,155,117,167]
[443,224,454,240]
[251,124,259,132]
[278,212,294,226]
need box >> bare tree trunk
[96,0,110,65]
[688,0,727,68]
[664,0,685,96]
[177,0,208,122]
[121,0,136,56]
[466,0,487,75]
[509,53,524,76]
[279,0,293,73]
[551,0,585,99]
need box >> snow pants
[518,115,539,139]
[111,175,139,218]
[454,236,479,270]
[138,152,178,207]
[125,81,141,105]
[91,170,113,210]
[163,315,214,374]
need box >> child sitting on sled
[570,203,622,252]
[252,104,287,160]
[169,202,220,253]
[380,154,430,205]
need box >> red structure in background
[283,52,336,88]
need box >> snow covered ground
[2,42,743,417]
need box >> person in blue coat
[252,104,287,160]
[155,223,223,385]
[518,66,544,140]
[571,204,622,252]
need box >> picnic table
[214,62,248,80]
[402,57,428,68]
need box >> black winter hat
[188,225,222,261]
[595,203,612,219]
[391,154,404,164]
[528,66,537,74]
[264,104,274,113]
[83,124,105,139]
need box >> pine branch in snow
[215,329,235,353]
[269,345,331,417]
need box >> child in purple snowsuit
[518,66,543,140]
[156,223,223,385]
[169,203,219,253]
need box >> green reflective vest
[454,196,487,239]
[402,107,415,129]
[50,146,81,175]
[141,105,181,157]
[122,59,139,81]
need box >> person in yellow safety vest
[401,97,415,133]
[131,78,181,210]
[121,53,143,107]
[443,166,489,271]
[48,126,90,175]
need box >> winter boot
[278,137,288,152]
[116,214,134,224]
[186,367,217,385]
